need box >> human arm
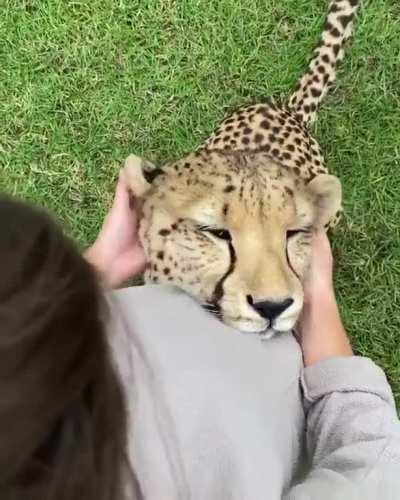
[84,171,146,288]
[297,230,352,366]
[285,232,400,499]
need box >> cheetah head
[123,150,341,338]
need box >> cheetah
[123,0,360,338]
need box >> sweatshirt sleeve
[285,357,400,500]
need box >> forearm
[290,231,400,498]
[286,357,400,499]
[299,292,353,366]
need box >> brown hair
[0,196,134,499]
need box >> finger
[113,172,142,223]
[315,229,331,248]
[116,169,143,214]
[111,248,147,286]
[112,172,131,209]
[128,247,147,275]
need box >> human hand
[85,170,147,288]
[297,231,353,366]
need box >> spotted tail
[288,0,360,126]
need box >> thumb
[110,247,147,286]
[112,173,131,211]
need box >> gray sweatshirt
[108,285,400,499]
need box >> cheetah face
[124,151,341,338]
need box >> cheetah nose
[250,298,294,322]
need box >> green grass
[1,1,400,402]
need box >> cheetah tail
[287,0,360,127]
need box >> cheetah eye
[198,226,231,241]
[286,227,312,239]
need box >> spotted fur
[202,0,360,173]
[124,0,360,337]
[289,0,360,125]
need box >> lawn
[1,1,400,402]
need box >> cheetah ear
[122,154,162,197]
[307,174,342,227]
